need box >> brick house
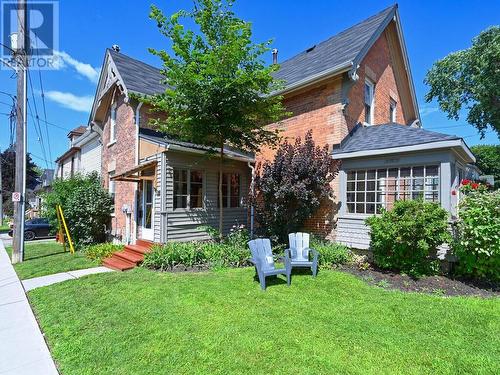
[88,4,475,250]
[260,4,475,248]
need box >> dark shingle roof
[68,125,87,136]
[108,49,166,96]
[139,127,254,161]
[334,124,460,154]
[274,5,396,89]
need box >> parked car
[8,218,54,241]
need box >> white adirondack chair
[248,238,291,290]
[287,232,319,277]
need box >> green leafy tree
[471,144,500,189]
[41,172,113,247]
[424,26,500,138]
[1,147,41,215]
[141,0,287,236]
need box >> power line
[27,70,49,169]
[37,67,52,163]
[26,98,49,169]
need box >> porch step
[136,239,154,248]
[103,256,136,271]
[103,240,154,271]
[114,250,144,263]
[125,244,152,256]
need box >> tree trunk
[218,144,224,239]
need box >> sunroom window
[218,173,241,208]
[346,165,439,214]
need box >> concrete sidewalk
[22,266,113,291]
[0,241,59,375]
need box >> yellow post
[55,205,66,252]
[58,205,75,254]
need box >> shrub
[84,243,124,263]
[310,237,352,268]
[366,200,451,277]
[143,225,251,270]
[41,172,113,247]
[453,190,500,281]
[254,131,340,242]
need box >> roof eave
[332,139,473,161]
[139,134,255,163]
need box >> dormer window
[110,103,117,143]
[364,79,374,125]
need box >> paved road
[0,232,55,248]
[0,240,59,374]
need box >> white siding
[80,137,102,175]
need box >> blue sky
[1,0,499,170]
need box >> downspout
[247,161,255,239]
[133,102,143,243]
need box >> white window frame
[109,171,115,215]
[390,98,397,123]
[172,168,205,210]
[364,79,375,125]
[109,103,117,144]
[345,165,440,216]
[219,172,242,209]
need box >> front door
[141,180,154,240]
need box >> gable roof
[107,48,166,96]
[67,125,87,137]
[273,5,397,92]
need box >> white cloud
[53,51,100,83]
[45,91,94,113]
[420,105,439,117]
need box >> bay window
[346,165,439,214]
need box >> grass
[0,223,9,232]
[5,241,96,280]
[28,267,500,375]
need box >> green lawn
[0,223,9,232]
[28,267,500,375]
[5,241,96,280]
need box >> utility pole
[12,0,28,264]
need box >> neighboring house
[28,169,54,218]
[55,124,102,179]
[89,47,252,244]
[89,4,476,249]
[259,4,475,249]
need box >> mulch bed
[340,265,499,298]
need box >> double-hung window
[346,165,439,214]
[364,79,375,125]
[219,173,241,208]
[173,169,204,209]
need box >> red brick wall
[346,28,409,130]
[257,27,415,238]
[101,93,137,241]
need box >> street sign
[12,192,21,202]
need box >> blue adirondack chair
[248,238,291,290]
[287,232,319,277]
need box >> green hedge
[454,190,500,281]
[366,200,451,277]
